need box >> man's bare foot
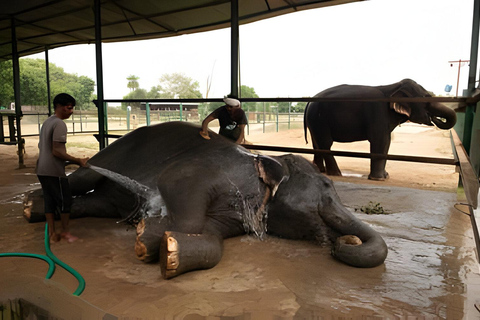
[60,232,79,243]
[50,233,61,244]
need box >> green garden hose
[44,223,86,296]
[0,252,55,279]
[0,224,86,296]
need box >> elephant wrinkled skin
[27,122,388,278]
[304,79,457,180]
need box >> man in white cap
[200,96,248,144]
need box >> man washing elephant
[304,79,457,180]
[200,96,248,144]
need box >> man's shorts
[37,175,72,214]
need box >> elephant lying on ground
[26,122,388,278]
[304,79,457,180]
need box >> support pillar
[45,47,52,116]
[11,18,25,168]
[94,0,106,150]
[465,0,480,155]
[230,0,239,98]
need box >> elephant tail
[304,102,310,144]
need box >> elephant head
[266,154,388,268]
[388,79,457,129]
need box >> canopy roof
[0,0,361,61]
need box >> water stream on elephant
[88,164,167,219]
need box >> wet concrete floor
[1,172,480,319]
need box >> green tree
[239,85,260,112]
[0,60,14,108]
[19,58,48,107]
[127,75,139,92]
[151,73,203,99]
[121,88,148,110]
[292,102,307,113]
[0,58,96,111]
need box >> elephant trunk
[428,103,457,129]
[322,202,388,268]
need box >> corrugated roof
[0,0,362,61]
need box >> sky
[28,0,475,100]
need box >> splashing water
[88,164,167,220]
[226,176,267,239]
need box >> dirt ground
[1,121,479,319]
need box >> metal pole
[464,0,480,155]
[276,107,279,132]
[94,0,106,150]
[11,18,25,168]
[127,106,131,131]
[246,104,249,135]
[45,47,52,116]
[456,60,462,97]
[146,102,151,125]
[179,103,183,121]
[288,102,291,129]
[468,0,480,94]
[230,0,239,98]
[242,144,457,166]
[104,102,108,146]
[263,102,265,133]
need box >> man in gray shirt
[36,93,89,243]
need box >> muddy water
[1,173,479,319]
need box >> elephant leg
[313,138,341,176]
[311,138,326,173]
[311,132,342,176]
[160,231,223,279]
[368,134,391,180]
[135,216,171,263]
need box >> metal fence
[6,104,304,138]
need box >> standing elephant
[25,122,388,278]
[304,79,457,180]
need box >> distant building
[140,102,199,111]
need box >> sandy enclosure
[1,122,480,319]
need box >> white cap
[223,96,241,107]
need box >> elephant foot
[326,171,343,176]
[135,218,162,263]
[23,189,46,223]
[368,172,389,181]
[160,231,223,279]
[336,235,362,246]
[135,219,148,261]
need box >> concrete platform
[1,173,480,319]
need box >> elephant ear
[391,102,411,117]
[390,86,412,117]
[254,155,287,197]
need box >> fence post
[72,113,75,134]
[276,107,279,132]
[79,108,83,132]
[104,102,109,146]
[246,104,249,135]
[146,102,151,126]
[179,103,183,121]
[263,102,266,133]
[127,106,131,131]
[288,102,291,130]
